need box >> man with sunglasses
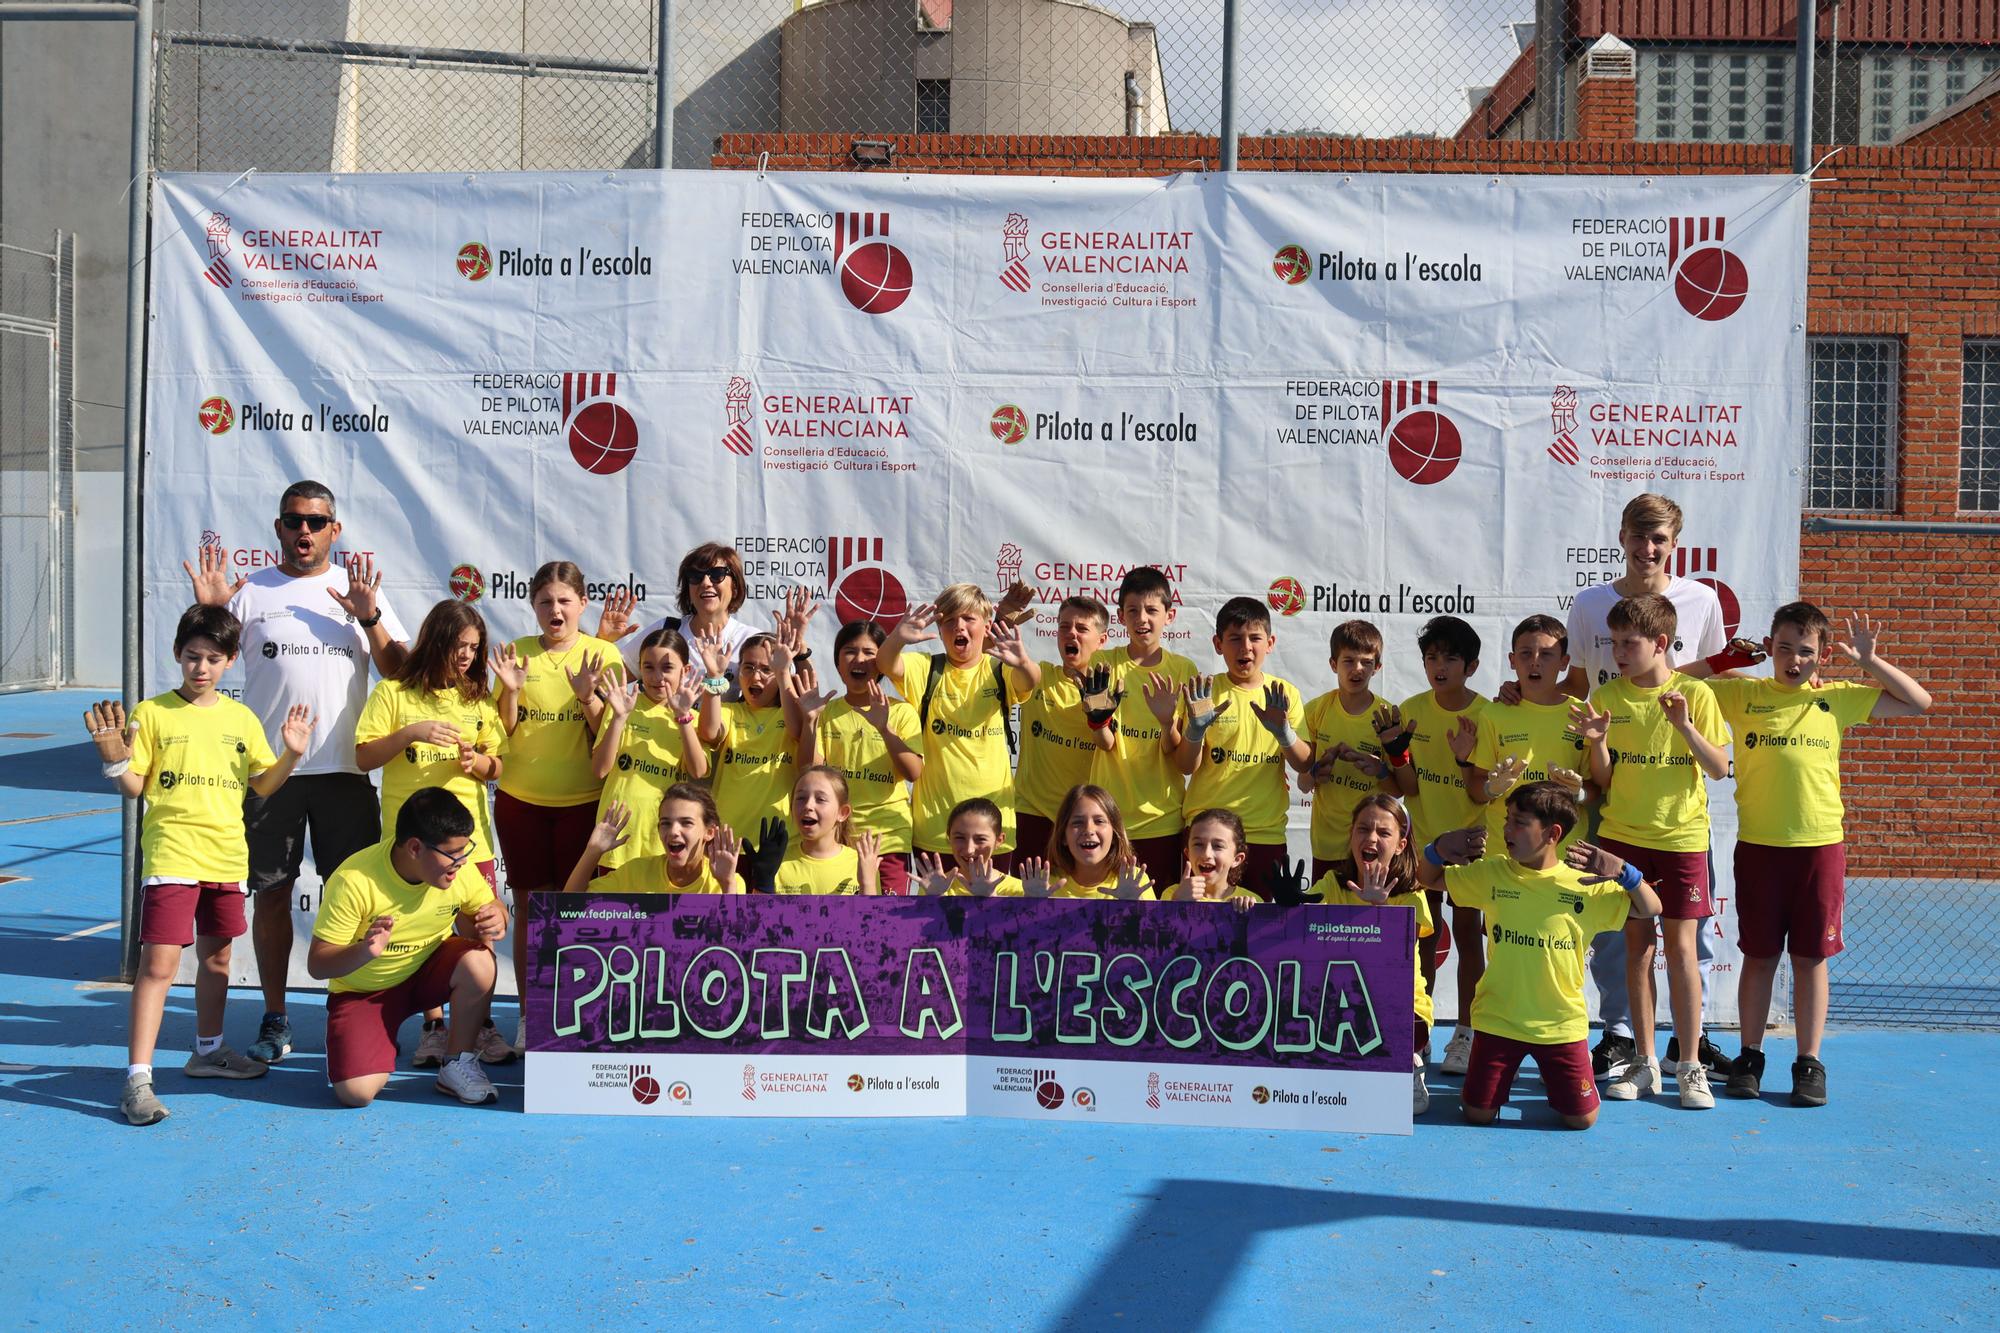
[185,480,408,1066]
[308,786,506,1107]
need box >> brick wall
[715,132,2000,875]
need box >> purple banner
[529,894,1413,1075]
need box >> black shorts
[245,771,381,894]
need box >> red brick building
[715,129,2000,875]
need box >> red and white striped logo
[1666,216,1724,267]
[999,212,1031,292]
[721,376,753,456]
[1672,545,1742,638]
[204,257,233,289]
[1548,384,1580,465]
[741,1063,757,1102]
[201,211,235,289]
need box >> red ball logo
[1386,409,1462,485]
[198,396,234,435]
[1266,577,1305,617]
[1674,246,1748,321]
[1693,575,1742,639]
[457,242,492,281]
[846,1074,864,1091]
[839,240,913,314]
[832,563,910,631]
[1035,1078,1066,1110]
[990,404,1027,445]
[449,563,484,603]
[1273,244,1311,285]
[1251,1085,1271,1104]
[568,399,639,475]
[631,1075,660,1104]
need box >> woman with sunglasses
[603,543,759,694]
[182,479,409,1070]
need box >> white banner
[146,169,1808,1025]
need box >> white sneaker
[1412,1067,1430,1116]
[1605,1060,1659,1101]
[1678,1060,1715,1109]
[435,1055,499,1105]
[513,1015,527,1056]
[411,1020,448,1069]
[1440,1027,1474,1076]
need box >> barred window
[915,79,950,135]
[1963,342,2000,513]
[1808,338,1899,511]
[1641,49,1790,144]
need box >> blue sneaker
[247,1013,293,1064]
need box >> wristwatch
[357,610,383,629]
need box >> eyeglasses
[278,513,334,532]
[424,841,474,871]
[692,566,732,585]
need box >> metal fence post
[1219,0,1239,168]
[655,0,674,168]
[1793,0,1816,170]
[120,0,155,983]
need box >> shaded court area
[2,690,1995,1327]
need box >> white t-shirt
[229,566,408,777]
[1566,576,1726,690]
[622,613,759,685]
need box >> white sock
[451,1051,478,1068]
[195,1034,223,1056]
[127,1063,152,1082]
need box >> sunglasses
[692,566,732,585]
[424,841,474,870]
[279,513,334,532]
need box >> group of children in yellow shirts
[92,495,1930,1126]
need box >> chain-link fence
[1836,870,2000,1029]
[0,237,71,692]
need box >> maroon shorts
[1462,1031,1600,1118]
[1129,833,1185,889]
[494,790,599,893]
[874,853,911,896]
[325,938,482,1083]
[1597,836,1711,920]
[1313,857,1338,883]
[139,881,246,947]
[1014,812,1058,865]
[1735,840,1845,960]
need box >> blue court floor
[2,690,1995,1328]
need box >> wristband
[1381,731,1412,761]
[357,610,382,629]
[1703,646,1757,673]
[1086,713,1117,731]
[102,758,131,778]
[1455,758,1477,769]
[1271,720,1300,749]
[702,675,729,696]
[1423,841,1445,868]
[1387,749,1411,769]
[1617,862,1644,892]
[675,711,696,726]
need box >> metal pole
[119,0,155,983]
[654,0,673,168]
[1218,0,1239,169]
[1793,0,1816,171]
[1534,0,1564,139]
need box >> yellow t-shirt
[902,653,1033,852]
[710,701,796,842]
[355,679,506,863]
[1087,646,1199,839]
[596,697,702,868]
[945,873,1026,897]
[312,839,492,994]
[1710,678,1881,847]
[1305,872,1436,1027]
[1048,869,1157,901]
[1399,690,1490,846]
[498,634,619,808]
[1184,675,1304,844]
[1301,689,1388,861]
[1593,673,1728,853]
[774,844,865,895]
[816,698,924,854]
[1471,697,1588,852]
[130,691,278,883]
[592,856,740,895]
[1015,662,1101,820]
[1444,856,1633,1044]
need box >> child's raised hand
[892,602,939,648]
[1724,635,1769,667]
[995,579,1036,626]
[565,652,609,704]
[1565,840,1628,886]
[1447,714,1480,762]
[1567,699,1610,742]
[1547,764,1586,796]
[784,662,840,719]
[692,631,729,680]
[781,586,821,644]
[595,587,639,643]
[361,914,397,957]
[603,677,638,719]
[1835,613,1880,666]
[1332,740,1390,779]
[1184,675,1231,731]
[487,643,526,693]
[279,704,316,756]
[856,678,893,729]
[1142,672,1179,724]
[960,852,1001,897]
[982,618,1030,668]
[1433,826,1487,865]
[1018,857,1054,898]
[1078,664,1123,727]
[82,699,131,760]
[1484,754,1528,800]
[1176,858,1209,902]
[1659,690,1690,728]
[854,831,882,895]
[666,677,701,718]
[1347,856,1392,905]
[1112,856,1149,901]
[1370,703,1410,749]
[914,851,953,897]
[706,823,743,888]
[587,801,633,855]
[1249,682,1293,739]
[1264,855,1309,906]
